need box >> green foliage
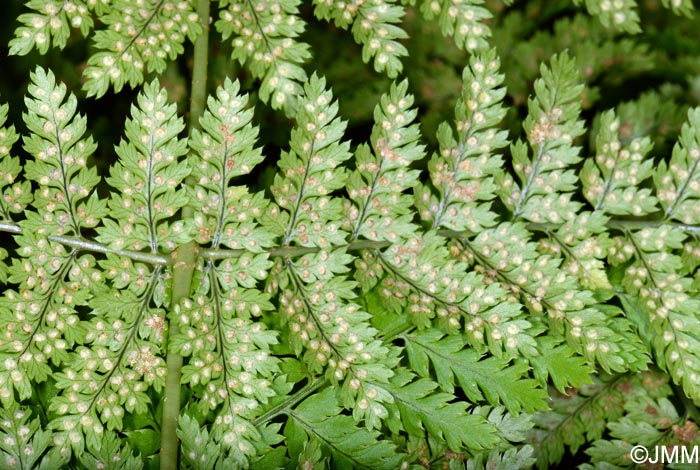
[216,0,310,115]
[3,0,700,469]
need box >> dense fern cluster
[2,0,700,469]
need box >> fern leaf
[172,77,282,466]
[460,222,648,373]
[267,74,352,247]
[171,263,278,466]
[572,0,642,34]
[416,0,492,51]
[611,224,700,397]
[438,54,650,374]
[49,260,166,453]
[0,104,31,221]
[188,77,275,252]
[384,368,502,453]
[0,68,107,410]
[536,211,613,291]
[403,329,548,413]
[0,405,69,469]
[0,236,89,406]
[216,0,311,115]
[346,79,425,243]
[312,0,408,77]
[97,80,191,253]
[420,48,509,233]
[78,431,143,470]
[531,373,635,468]
[266,79,397,429]
[531,339,594,392]
[594,106,700,394]
[368,233,531,347]
[279,253,397,429]
[23,67,106,236]
[504,52,586,224]
[83,1,202,98]
[581,372,694,469]
[10,0,97,55]
[582,110,657,216]
[177,413,221,470]
[466,446,536,470]
[286,388,406,470]
[661,0,695,16]
[656,107,700,224]
[531,372,669,468]
[533,211,613,295]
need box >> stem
[200,239,394,260]
[0,222,170,265]
[253,378,325,426]
[188,0,210,134]
[160,242,198,470]
[605,218,700,234]
[160,0,210,468]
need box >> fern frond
[383,368,503,453]
[280,254,397,429]
[173,77,285,467]
[657,107,700,224]
[504,52,586,224]
[10,0,98,55]
[415,0,492,52]
[582,110,657,215]
[589,108,700,394]
[461,223,648,373]
[370,233,530,347]
[49,260,166,453]
[611,91,688,155]
[177,413,220,470]
[573,0,696,34]
[361,52,532,351]
[33,81,192,454]
[83,1,202,98]
[77,431,143,470]
[266,74,352,247]
[0,236,85,406]
[0,69,109,411]
[535,212,613,291]
[556,105,656,291]
[216,0,311,115]
[572,0,641,33]
[446,53,648,374]
[530,339,594,394]
[312,0,408,77]
[97,80,191,253]
[346,79,425,243]
[0,104,32,220]
[531,373,634,468]
[188,77,274,252]
[580,372,699,469]
[171,262,279,465]
[23,67,106,236]
[285,388,406,469]
[661,0,695,16]
[611,224,700,397]
[0,404,69,469]
[419,48,509,233]
[466,446,536,470]
[265,77,398,428]
[403,329,548,414]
